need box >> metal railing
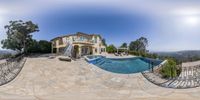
[142,64,200,89]
[0,55,26,86]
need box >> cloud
[1,0,200,20]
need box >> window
[58,47,65,53]
[80,36,84,41]
[101,48,105,52]
[52,41,56,47]
[59,38,63,45]
[80,36,88,42]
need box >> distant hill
[0,50,18,59]
[0,50,11,55]
[153,50,200,62]
[0,50,17,54]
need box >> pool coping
[105,55,136,59]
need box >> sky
[0,0,200,51]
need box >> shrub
[129,51,140,56]
[27,40,51,53]
[106,45,117,53]
[160,59,178,78]
[0,53,12,60]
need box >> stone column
[92,47,95,55]
[78,46,82,57]
[56,48,59,53]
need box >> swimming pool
[86,56,163,74]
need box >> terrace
[0,54,199,99]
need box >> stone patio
[0,56,199,99]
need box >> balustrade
[0,55,26,86]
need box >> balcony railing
[73,39,95,44]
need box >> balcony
[73,39,95,45]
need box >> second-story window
[94,36,97,43]
[80,36,88,41]
[80,36,84,41]
[59,38,63,45]
[52,41,56,47]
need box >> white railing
[73,39,94,44]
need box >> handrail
[142,65,200,89]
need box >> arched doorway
[73,45,79,58]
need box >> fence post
[149,61,151,71]
[151,62,153,73]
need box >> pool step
[96,59,106,66]
[98,60,106,66]
[93,58,102,64]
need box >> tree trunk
[23,39,27,55]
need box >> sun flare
[184,16,199,26]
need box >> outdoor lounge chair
[58,56,71,62]
[48,56,55,59]
[114,53,119,56]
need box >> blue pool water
[88,56,162,74]
[86,55,102,59]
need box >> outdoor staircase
[63,42,73,57]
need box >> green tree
[106,44,116,53]
[120,43,127,48]
[129,40,140,51]
[1,20,39,54]
[129,37,148,52]
[138,37,148,50]
[27,39,40,53]
[38,40,51,53]
[102,38,107,47]
[27,40,51,53]
[160,59,177,78]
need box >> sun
[174,8,200,27]
[184,16,199,26]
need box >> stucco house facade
[51,32,106,57]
